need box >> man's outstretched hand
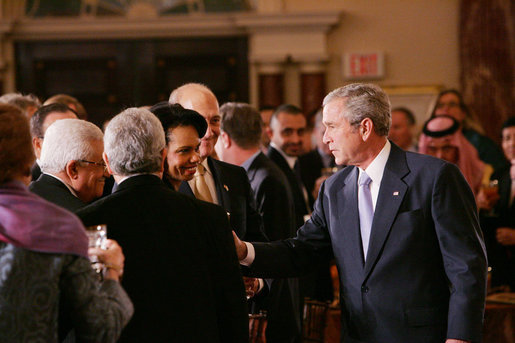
[232,231,248,261]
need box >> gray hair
[104,107,165,176]
[323,83,391,136]
[40,119,103,174]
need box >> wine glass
[85,224,107,274]
[243,277,257,300]
[482,180,499,216]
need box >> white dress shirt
[187,159,219,205]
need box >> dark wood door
[16,37,248,127]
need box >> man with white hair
[29,118,107,211]
[76,107,248,342]
[170,83,266,242]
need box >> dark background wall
[16,37,248,126]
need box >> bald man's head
[169,83,220,160]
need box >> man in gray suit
[216,102,301,342]
[234,83,487,343]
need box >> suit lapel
[336,167,365,271]
[207,157,231,211]
[364,144,409,278]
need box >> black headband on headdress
[422,115,460,138]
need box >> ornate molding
[8,11,340,41]
[235,12,340,34]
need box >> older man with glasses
[29,118,108,211]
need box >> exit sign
[343,52,384,80]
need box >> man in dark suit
[299,108,341,201]
[76,107,248,342]
[29,118,108,212]
[267,104,333,302]
[169,83,265,242]
[479,116,515,290]
[29,103,78,181]
[266,104,312,228]
[234,83,487,343]
[216,102,301,342]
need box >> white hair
[104,107,165,176]
[323,83,391,136]
[40,119,103,174]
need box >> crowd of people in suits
[0,82,512,343]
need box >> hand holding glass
[86,224,107,274]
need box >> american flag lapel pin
[393,191,399,196]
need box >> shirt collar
[270,142,298,170]
[118,172,160,185]
[241,151,261,172]
[358,140,391,185]
[200,158,212,176]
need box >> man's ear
[65,160,80,180]
[32,137,42,157]
[220,131,231,148]
[159,148,168,173]
[266,126,274,140]
[360,118,374,141]
[103,152,114,175]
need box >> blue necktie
[358,171,373,260]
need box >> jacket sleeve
[60,256,134,343]
[432,162,487,342]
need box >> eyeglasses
[78,160,107,171]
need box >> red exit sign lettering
[343,52,384,80]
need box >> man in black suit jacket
[267,104,333,302]
[217,102,301,342]
[76,107,248,342]
[170,83,265,241]
[29,118,107,212]
[234,84,487,343]
[479,117,515,289]
[299,109,341,201]
[266,104,312,229]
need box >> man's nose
[291,132,303,143]
[203,126,214,139]
[323,130,330,144]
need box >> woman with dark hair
[149,102,207,191]
[431,89,507,171]
[0,104,133,342]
